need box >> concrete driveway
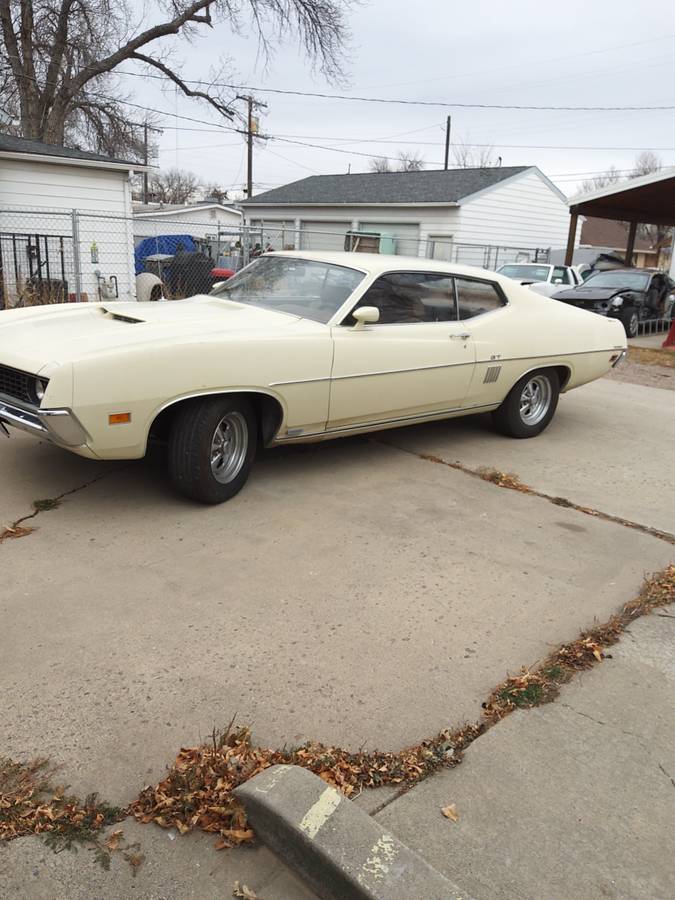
[1,376,673,895]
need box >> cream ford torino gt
[0,251,626,503]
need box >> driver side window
[349,272,458,324]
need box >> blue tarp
[134,234,196,275]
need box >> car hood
[0,296,310,373]
[553,286,640,303]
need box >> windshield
[211,256,366,323]
[583,271,650,290]
[498,265,551,281]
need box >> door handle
[450,333,471,340]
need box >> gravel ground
[604,359,675,391]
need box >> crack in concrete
[658,763,675,788]
[561,703,607,727]
[1,469,118,546]
[376,439,675,547]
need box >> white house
[0,133,146,305]
[132,201,242,243]
[241,166,577,268]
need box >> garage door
[360,222,420,257]
[300,221,350,251]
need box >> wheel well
[148,392,284,447]
[551,365,571,391]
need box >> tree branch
[66,0,214,96]
[129,51,234,120]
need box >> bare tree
[203,183,230,203]
[580,166,622,194]
[397,150,424,171]
[149,169,202,205]
[631,150,661,178]
[368,151,425,173]
[0,0,351,158]
[451,137,497,168]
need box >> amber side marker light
[109,412,131,425]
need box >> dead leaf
[104,829,123,851]
[441,804,459,822]
[233,882,259,899]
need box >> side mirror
[352,306,380,329]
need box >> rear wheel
[492,370,559,439]
[168,397,256,503]
[621,307,639,338]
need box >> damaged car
[552,269,675,338]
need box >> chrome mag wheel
[210,411,249,483]
[519,375,552,426]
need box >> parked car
[0,252,626,504]
[496,263,585,297]
[552,268,675,338]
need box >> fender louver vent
[483,365,502,384]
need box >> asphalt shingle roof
[0,132,140,166]
[243,166,530,206]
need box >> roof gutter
[0,150,150,172]
[241,201,461,208]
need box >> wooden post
[625,220,638,267]
[564,212,578,266]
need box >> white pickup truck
[496,263,589,297]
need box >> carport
[564,168,675,274]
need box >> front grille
[0,364,40,405]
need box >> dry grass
[628,345,675,369]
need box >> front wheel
[492,370,560,439]
[168,397,256,503]
[621,308,639,338]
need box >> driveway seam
[1,469,121,544]
[376,438,675,546]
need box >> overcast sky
[127,0,675,198]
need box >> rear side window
[455,278,505,320]
[352,272,458,324]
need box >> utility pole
[444,116,451,170]
[236,94,268,198]
[143,122,149,203]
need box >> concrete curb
[234,765,472,900]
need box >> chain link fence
[1,206,553,308]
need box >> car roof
[266,250,503,280]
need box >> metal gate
[0,231,73,308]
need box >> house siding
[0,158,136,302]
[243,169,576,269]
[456,170,573,251]
[133,207,242,241]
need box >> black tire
[621,307,639,338]
[492,369,560,439]
[168,396,256,503]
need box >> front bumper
[0,396,89,447]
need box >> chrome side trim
[270,347,620,388]
[276,401,498,443]
[270,359,473,387]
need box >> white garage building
[0,133,145,305]
[132,201,242,242]
[242,166,576,268]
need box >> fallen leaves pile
[483,565,675,720]
[128,721,482,848]
[0,757,123,843]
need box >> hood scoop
[99,307,145,324]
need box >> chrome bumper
[0,397,88,447]
[611,349,628,368]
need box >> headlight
[610,296,624,308]
[33,377,49,404]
